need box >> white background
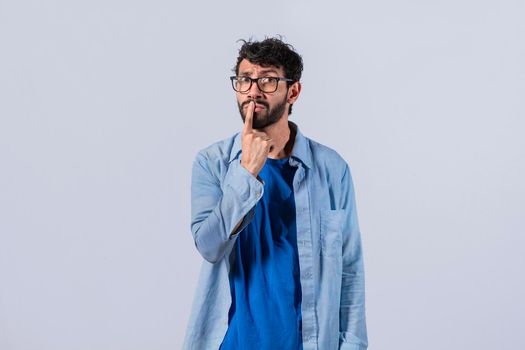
[1,0,524,349]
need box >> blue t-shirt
[220,157,303,350]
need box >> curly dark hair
[233,36,303,114]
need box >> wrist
[240,160,259,179]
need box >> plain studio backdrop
[0,0,523,349]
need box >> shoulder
[306,136,350,179]
[194,132,240,165]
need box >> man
[183,37,368,350]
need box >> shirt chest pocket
[319,209,345,257]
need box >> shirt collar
[228,120,312,168]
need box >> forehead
[238,59,284,76]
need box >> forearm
[339,262,367,349]
[191,158,263,263]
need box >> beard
[238,95,287,129]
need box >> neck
[258,115,296,159]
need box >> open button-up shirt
[183,121,368,350]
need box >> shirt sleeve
[190,152,264,263]
[339,164,368,350]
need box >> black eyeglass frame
[230,76,295,93]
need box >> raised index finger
[243,101,254,134]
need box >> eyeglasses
[230,76,294,93]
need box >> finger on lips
[243,101,255,133]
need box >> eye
[238,76,251,83]
[259,77,275,84]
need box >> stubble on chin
[241,111,265,129]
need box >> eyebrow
[239,68,280,76]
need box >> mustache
[241,99,269,109]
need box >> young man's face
[235,59,290,129]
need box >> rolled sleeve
[191,153,263,263]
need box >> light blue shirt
[184,121,368,350]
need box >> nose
[247,79,263,100]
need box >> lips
[244,101,267,110]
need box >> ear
[287,81,302,105]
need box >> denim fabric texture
[183,121,368,350]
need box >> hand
[240,101,274,178]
